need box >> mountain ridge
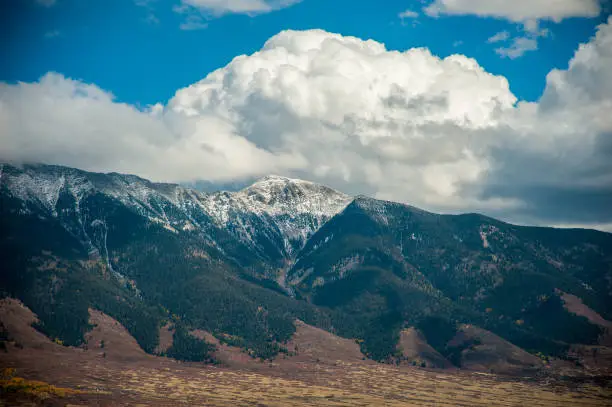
[3,162,610,235]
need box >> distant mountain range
[1,163,611,371]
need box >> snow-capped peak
[198,175,352,260]
[239,175,351,215]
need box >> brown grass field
[1,299,611,406]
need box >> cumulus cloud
[1,18,612,230]
[166,30,517,209]
[482,17,612,225]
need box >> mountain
[201,175,351,282]
[1,162,611,369]
[289,195,612,358]
[0,163,350,359]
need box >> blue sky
[1,0,611,231]
[1,0,609,105]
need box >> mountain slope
[288,195,612,358]
[1,162,611,366]
[0,163,345,359]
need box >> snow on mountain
[203,175,351,221]
[0,164,352,264]
[1,165,72,215]
[242,175,351,218]
[201,175,352,257]
[1,164,187,224]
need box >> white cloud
[488,24,550,59]
[522,19,549,36]
[399,10,419,19]
[489,23,550,59]
[541,17,612,108]
[179,0,301,16]
[424,0,600,60]
[173,0,299,30]
[423,0,601,23]
[2,18,612,228]
[487,31,510,43]
[0,74,297,182]
[495,36,538,59]
[482,17,612,224]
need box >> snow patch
[201,175,351,256]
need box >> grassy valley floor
[0,299,610,406]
